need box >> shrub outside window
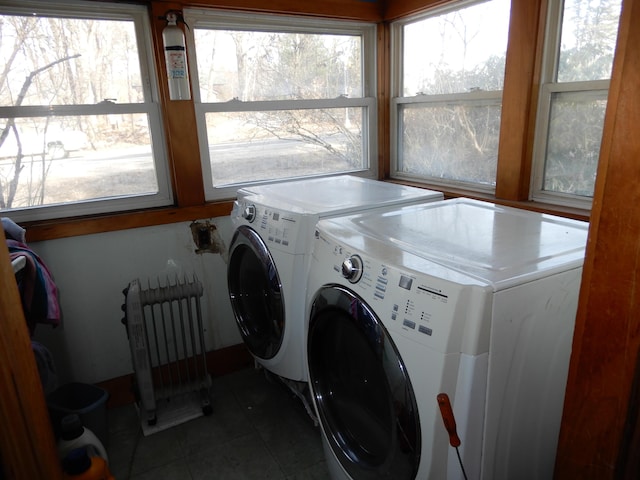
[531,0,622,207]
[0,1,171,222]
[185,9,377,200]
[390,0,511,193]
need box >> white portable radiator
[123,275,212,435]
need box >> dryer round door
[307,285,421,480]
[228,225,285,360]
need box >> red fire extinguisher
[162,11,191,100]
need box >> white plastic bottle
[57,414,109,465]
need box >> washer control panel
[232,198,306,254]
[242,204,257,223]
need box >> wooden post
[0,232,62,480]
[555,0,640,477]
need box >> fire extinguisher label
[165,47,187,79]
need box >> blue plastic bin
[47,382,109,448]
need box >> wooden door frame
[0,232,62,479]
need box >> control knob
[242,204,256,223]
[341,255,363,283]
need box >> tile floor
[106,367,330,480]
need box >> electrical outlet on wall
[190,220,226,255]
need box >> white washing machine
[227,175,443,382]
[305,198,588,480]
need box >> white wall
[31,216,241,385]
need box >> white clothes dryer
[227,175,443,382]
[305,198,588,480]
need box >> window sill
[386,179,591,222]
[19,201,235,243]
[16,179,590,244]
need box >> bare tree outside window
[189,13,375,196]
[393,0,511,190]
[537,0,622,200]
[0,3,171,220]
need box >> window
[185,9,377,200]
[390,0,511,193]
[0,1,171,222]
[532,0,622,207]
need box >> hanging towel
[7,239,60,334]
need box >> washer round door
[307,285,421,480]
[227,225,285,360]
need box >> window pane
[205,108,364,186]
[0,14,144,106]
[194,29,362,102]
[557,0,622,82]
[402,0,511,96]
[543,92,606,196]
[398,102,500,185]
[0,114,158,209]
[190,11,375,199]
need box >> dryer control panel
[310,228,491,356]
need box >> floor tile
[188,433,286,480]
[130,458,192,480]
[257,399,324,476]
[129,427,184,476]
[106,424,141,479]
[106,367,331,480]
[176,394,254,458]
[285,460,331,480]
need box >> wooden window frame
[19,0,592,245]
